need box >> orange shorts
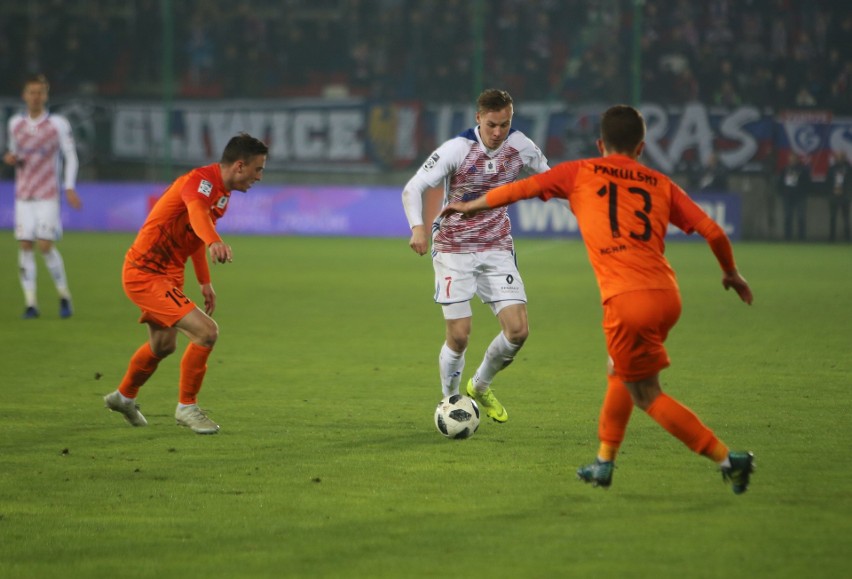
[122,260,197,327]
[602,289,682,382]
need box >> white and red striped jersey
[407,126,548,253]
[7,111,78,201]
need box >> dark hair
[600,105,645,153]
[477,88,513,113]
[220,133,269,164]
[23,73,49,90]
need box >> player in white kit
[402,89,549,423]
[3,74,81,319]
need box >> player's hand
[200,283,216,316]
[66,188,82,210]
[439,202,472,218]
[3,152,16,166]
[722,271,753,305]
[409,225,429,256]
[209,241,233,264]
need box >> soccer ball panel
[434,395,480,439]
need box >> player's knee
[152,343,177,358]
[505,325,529,346]
[197,320,219,348]
[446,332,468,353]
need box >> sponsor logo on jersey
[424,153,440,171]
[198,180,213,196]
[485,159,498,175]
[216,196,229,209]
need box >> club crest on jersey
[198,180,213,196]
[485,159,498,175]
[424,153,440,171]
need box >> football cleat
[175,404,220,434]
[465,378,508,423]
[721,451,755,494]
[59,298,73,318]
[103,390,148,427]
[577,459,614,488]
[22,306,40,319]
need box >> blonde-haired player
[3,74,80,319]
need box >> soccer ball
[434,394,480,439]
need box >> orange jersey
[488,155,710,302]
[126,163,230,281]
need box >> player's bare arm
[2,152,16,166]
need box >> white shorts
[15,199,62,242]
[433,250,527,320]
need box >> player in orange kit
[103,133,268,434]
[441,105,755,494]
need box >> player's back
[542,155,680,301]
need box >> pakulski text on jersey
[592,164,659,187]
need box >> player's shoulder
[187,163,222,195]
[7,112,26,128]
[504,129,544,156]
[421,132,476,172]
[46,113,72,130]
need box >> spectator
[779,154,811,241]
[825,151,852,242]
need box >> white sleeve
[513,132,550,175]
[401,138,468,228]
[53,116,78,190]
[6,116,17,155]
[401,174,431,228]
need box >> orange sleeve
[485,176,545,208]
[694,216,736,273]
[186,198,222,246]
[190,245,211,285]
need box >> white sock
[719,455,732,468]
[18,248,37,307]
[439,342,465,397]
[42,247,71,298]
[472,332,522,391]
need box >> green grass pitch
[0,233,850,578]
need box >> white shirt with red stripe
[7,111,78,201]
[404,126,548,253]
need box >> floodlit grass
[0,233,850,578]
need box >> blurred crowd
[0,0,849,112]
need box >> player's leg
[18,239,39,317]
[440,313,470,397]
[173,307,220,434]
[15,201,39,317]
[615,290,753,493]
[34,200,73,317]
[434,252,476,397]
[466,302,525,422]
[472,301,527,389]
[104,323,176,427]
[577,359,634,488]
[465,251,527,422]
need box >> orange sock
[645,393,725,459]
[597,373,634,461]
[178,343,212,405]
[118,343,162,399]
